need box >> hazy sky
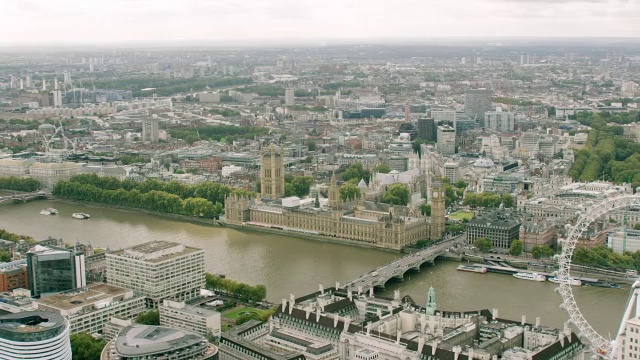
[2,0,639,44]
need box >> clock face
[433,192,438,198]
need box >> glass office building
[26,245,85,298]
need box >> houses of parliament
[224,144,444,250]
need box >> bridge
[0,191,51,203]
[343,236,464,291]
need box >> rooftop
[0,311,66,337]
[108,240,203,263]
[115,324,210,357]
[34,283,132,311]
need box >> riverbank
[221,222,403,253]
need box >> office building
[485,110,515,132]
[105,325,219,360]
[608,229,640,254]
[28,162,82,189]
[464,89,492,120]
[0,311,72,360]
[26,245,86,298]
[285,88,295,106]
[416,117,435,141]
[142,118,160,142]
[436,124,456,155]
[33,283,145,334]
[444,162,460,184]
[0,260,28,292]
[466,209,522,249]
[106,241,205,308]
[159,299,221,339]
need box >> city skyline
[2,0,640,45]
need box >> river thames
[0,199,628,336]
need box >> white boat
[548,276,582,286]
[40,208,58,215]
[72,212,90,219]
[513,272,546,282]
[457,265,488,273]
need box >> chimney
[343,317,351,331]
[336,281,341,289]
[358,286,363,295]
[521,315,526,325]
[492,308,498,319]
[347,289,353,301]
[366,322,371,335]
[288,301,293,315]
[394,290,400,300]
[453,346,461,360]
[282,299,287,312]
[431,340,438,355]
[369,287,374,297]
[376,309,382,318]
[333,314,339,328]
[305,308,311,319]
[469,348,474,359]
[418,336,425,354]
[319,284,324,294]
[290,293,295,304]
[315,309,321,322]
[396,330,401,344]
[535,317,540,328]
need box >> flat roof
[115,325,208,357]
[108,241,203,263]
[0,311,66,335]
[35,283,131,311]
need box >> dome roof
[473,158,495,168]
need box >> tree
[341,163,371,183]
[509,240,523,256]
[531,245,555,259]
[291,176,313,197]
[635,223,640,231]
[70,333,107,360]
[454,180,468,189]
[307,141,316,151]
[382,184,411,206]
[474,237,493,252]
[0,249,10,262]
[420,204,431,216]
[285,183,296,197]
[375,163,391,173]
[339,183,361,201]
[136,310,160,325]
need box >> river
[0,199,628,337]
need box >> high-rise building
[430,179,445,240]
[285,88,295,106]
[436,124,456,155]
[0,311,72,360]
[159,299,221,339]
[142,118,160,142]
[26,245,86,298]
[444,162,460,184]
[106,241,205,308]
[484,110,515,132]
[464,89,492,120]
[416,117,435,141]
[63,71,71,83]
[260,143,285,200]
[25,75,31,88]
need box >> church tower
[430,178,445,240]
[426,286,437,315]
[328,171,340,209]
[260,143,285,200]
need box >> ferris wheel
[557,193,640,359]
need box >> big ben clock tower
[430,178,445,240]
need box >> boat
[72,213,91,219]
[40,208,58,215]
[548,276,582,286]
[583,280,621,289]
[457,265,488,273]
[513,272,546,282]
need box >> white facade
[0,312,72,360]
[106,241,205,308]
[28,162,82,189]
[142,118,160,142]
[485,110,515,132]
[285,88,295,106]
[436,125,456,155]
[159,299,221,338]
[444,162,460,184]
[33,284,145,334]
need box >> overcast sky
[2,0,639,44]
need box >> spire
[314,193,320,208]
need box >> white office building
[33,283,145,334]
[159,299,221,338]
[285,88,295,106]
[485,110,515,132]
[106,241,205,308]
[436,124,456,155]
